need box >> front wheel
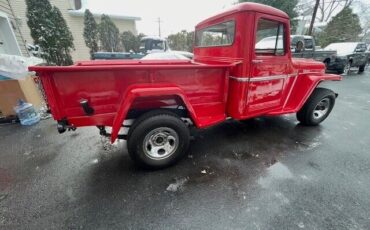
[344,61,352,75]
[127,110,190,169]
[297,88,336,126]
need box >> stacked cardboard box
[0,75,43,117]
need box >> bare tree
[318,0,355,22]
[355,1,370,41]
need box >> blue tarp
[0,74,11,81]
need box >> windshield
[324,43,357,56]
[139,39,165,53]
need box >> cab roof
[196,3,289,29]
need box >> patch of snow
[100,136,117,151]
[24,150,32,156]
[300,175,310,180]
[297,222,305,228]
[323,42,357,56]
[275,192,290,204]
[166,177,188,192]
[258,162,293,188]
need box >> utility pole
[308,0,320,35]
[156,17,162,37]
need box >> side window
[304,39,314,50]
[255,19,285,56]
[356,44,366,52]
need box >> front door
[247,15,290,115]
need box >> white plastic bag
[0,54,43,80]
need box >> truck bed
[29,60,234,129]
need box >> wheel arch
[110,84,198,143]
[323,58,331,64]
[296,74,341,111]
[280,73,341,114]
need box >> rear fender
[110,84,197,143]
[283,73,341,113]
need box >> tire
[297,88,336,126]
[358,64,365,73]
[336,68,345,74]
[344,61,352,75]
[127,110,190,169]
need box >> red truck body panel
[29,3,341,143]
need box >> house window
[74,0,82,10]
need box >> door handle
[252,59,263,64]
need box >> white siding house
[0,0,29,56]
[9,0,140,61]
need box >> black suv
[324,42,368,74]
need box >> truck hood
[292,58,325,74]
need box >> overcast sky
[86,0,369,37]
[87,0,236,37]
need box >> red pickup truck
[30,3,341,169]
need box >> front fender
[110,84,198,143]
[281,73,341,113]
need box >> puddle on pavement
[231,151,260,160]
[258,162,293,189]
[165,163,244,194]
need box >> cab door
[247,14,291,115]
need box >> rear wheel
[297,88,336,126]
[127,110,190,169]
[358,64,365,73]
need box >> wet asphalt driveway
[1,70,370,229]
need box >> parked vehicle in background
[142,52,190,60]
[94,36,193,60]
[93,52,144,60]
[139,36,169,53]
[324,42,367,74]
[365,45,370,66]
[290,35,346,74]
[140,37,194,59]
[30,3,341,169]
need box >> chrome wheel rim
[143,127,178,160]
[313,98,331,120]
[344,62,351,74]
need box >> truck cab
[194,3,334,120]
